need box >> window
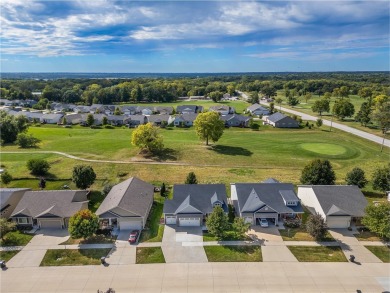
[17,218,29,224]
[213,202,222,207]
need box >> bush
[345,167,368,188]
[16,133,41,148]
[284,218,301,228]
[306,213,327,240]
[1,171,12,185]
[27,159,50,176]
[104,125,115,129]
[72,165,96,189]
[102,184,113,196]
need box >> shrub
[1,171,13,185]
[16,133,41,148]
[72,165,96,189]
[284,218,301,228]
[27,159,50,176]
[306,213,327,240]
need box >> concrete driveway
[27,229,70,247]
[247,226,284,243]
[162,225,208,263]
[105,230,136,265]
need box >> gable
[255,205,277,213]
[241,189,265,212]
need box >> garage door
[39,220,62,229]
[244,217,253,224]
[165,216,176,225]
[179,218,200,227]
[119,220,142,230]
[326,216,351,228]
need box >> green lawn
[88,191,106,213]
[204,245,262,262]
[354,231,384,242]
[203,231,252,242]
[364,246,390,263]
[279,228,335,242]
[0,250,20,262]
[0,231,33,247]
[136,247,165,264]
[59,235,116,245]
[40,249,111,266]
[139,201,165,242]
[287,246,347,262]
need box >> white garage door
[179,218,200,227]
[165,216,176,225]
[40,220,62,229]
[326,216,351,228]
[119,220,142,230]
[244,217,253,224]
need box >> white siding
[297,187,326,219]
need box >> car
[260,218,268,228]
[128,230,140,244]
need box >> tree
[208,91,224,102]
[371,101,390,150]
[39,177,46,189]
[372,165,390,193]
[304,93,312,103]
[27,158,50,176]
[0,218,16,241]
[86,114,95,127]
[260,82,276,99]
[1,171,12,186]
[287,95,299,106]
[355,101,372,127]
[269,102,275,114]
[114,107,121,115]
[249,91,259,104]
[185,172,198,184]
[316,118,323,128]
[232,217,250,238]
[68,209,99,239]
[300,159,336,185]
[358,87,373,99]
[131,123,164,154]
[102,116,108,126]
[160,183,166,197]
[362,203,390,239]
[62,117,67,125]
[0,111,29,143]
[16,133,41,148]
[345,167,368,188]
[311,99,330,116]
[339,86,350,98]
[306,213,327,240]
[194,112,224,146]
[206,206,229,239]
[72,165,96,189]
[332,99,355,120]
[275,97,283,110]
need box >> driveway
[247,226,284,243]
[162,225,208,263]
[105,230,136,265]
[26,229,70,247]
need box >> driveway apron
[105,230,136,265]
[162,225,208,263]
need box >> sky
[0,0,389,73]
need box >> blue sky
[1,0,389,72]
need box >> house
[265,112,299,128]
[74,105,90,113]
[220,114,251,127]
[96,177,154,230]
[147,114,170,126]
[64,113,83,125]
[168,113,198,127]
[262,178,280,184]
[231,182,304,225]
[107,115,130,126]
[154,106,174,115]
[121,106,137,115]
[163,184,228,226]
[0,188,31,219]
[103,105,116,115]
[176,105,203,114]
[136,106,153,115]
[41,113,64,124]
[80,113,107,126]
[10,190,89,229]
[128,115,147,127]
[209,105,235,115]
[90,104,105,114]
[246,103,270,116]
[297,185,368,228]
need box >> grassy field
[40,248,111,266]
[136,247,165,264]
[287,246,347,262]
[1,123,388,195]
[204,245,262,262]
[0,250,20,262]
[364,246,390,263]
[0,231,33,247]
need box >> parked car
[260,218,269,228]
[128,230,140,244]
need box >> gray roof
[0,188,31,206]
[262,178,280,183]
[147,114,170,123]
[42,113,63,120]
[267,112,286,123]
[234,183,303,214]
[176,105,202,113]
[182,113,198,122]
[163,184,228,215]
[95,177,154,217]
[247,103,268,112]
[155,106,174,114]
[129,115,146,123]
[10,190,88,218]
[220,114,250,122]
[307,185,368,217]
[209,105,230,111]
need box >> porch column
[108,218,112,226]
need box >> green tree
[311,99,330,116]
[208,91,224,102]
[27,159,50,176]
[206,206,229,239]
[371,101,390,151]
[160,183,166,197]
[0,218,16,241]
[227,84,235,96]
[0,111,29,143]
[1,171,13,186]
[16,133,41,148]
[269,102,275,114]
[362,203,390,239]
[72,165,96,190]
[185,172,198,184]
[355,101,372,127]
[372,165,390,193]
[232,217,250,238]
[339,86,350,98]
[131,85,143,102]
[332,99,355,120]
[260,82,276,99]
[275,97,283,110]
[86,114,94,127]
[306,213,327,240]
[249,91,259,104]
[102,116,108,126]
[287,95,299,106]
[114,107,121,115]
[316,118,323,128]
[194,112,224,146]
[345,167,368,188]
[358,87,373,99]
[68,209,99,239]
[131,123,164,154]
[304,92,312,103]
[300,159,336,185]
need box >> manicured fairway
[300,143,347,156]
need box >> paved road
[259,100,390,148]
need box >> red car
[128,230,140,244]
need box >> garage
[244,217,253,224]
[326,216,351,228]
[165,216,176,225]
[119,219,142,230]
[178,218,200,227]
[39,219,63,229]
[255,212,278,225]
